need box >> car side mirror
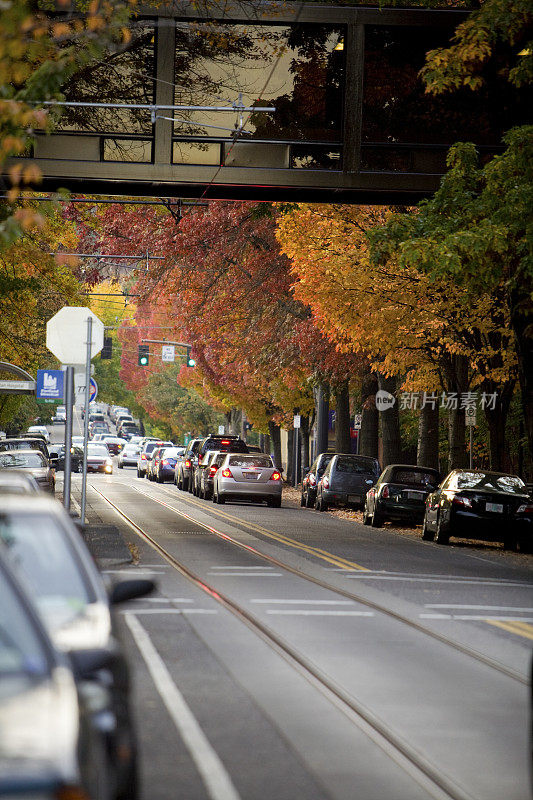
[69,646,116,680]
[109,578,155,605]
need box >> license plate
[242,472,259,480]
[486,502,503,513]
[348,495,361,504]
[406,491,424,500]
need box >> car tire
[362,504,371,525]
[212,489,218,503]
[371,505,383,527]
[118,463,123,469]
[435,514,450,545]
[217,491,225,504]
[300,492,306,507]
[183,477,189,492]
[269,497,281,508]
[305,491,314,508]
[503,535,517,551]
[137,469,141,478]
[421,515,435,541]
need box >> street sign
[162,345,175,363]
[46,307,104,364]
[465,406,477,426]
[89,378,98,403]
[353,413,362,430]
[36,369,64,401]
[218,425,225,434]
[74,374,98,406]
[293,414,301,429]
[0,379,35,394]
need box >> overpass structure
[14,2,528,203]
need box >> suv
[174,438,204,491]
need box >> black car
[49,444,84,473]
[175,438,204,491]
[422,469,533,549]
[301,452,336,508]
[363,464,441,527]
[187,434,249,494]
[315,454,381,511]
[0,546,114,800]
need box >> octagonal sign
[46,307,104,365]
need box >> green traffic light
[187,358,196,367]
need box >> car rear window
[228,455,273,468]
[453,471,526,494]
[334,456,376,474]
[0,451,46,468]
[389,468,439,486]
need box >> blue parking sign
[36,369,64,400]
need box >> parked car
[86,442,113,474]
[0,449,55,493]
[213,452,282,506]
[137,440,173,478]
[174,437,204,490]
[363,464,441,527]
[198,451,227,500]
[315,454,381,511]
[0,469,41,494]
[51,405,66,423]
[181,434,249,493]
[422,469,533,550]
[0,494,155,800]
[0,436,50,461]
[49,444,84,473]
[192,449,220,496]
[301,452,336,508]
[0,548,114,800]
[118,443,141,468]
[26,424,50,443]
[154,446,184,483]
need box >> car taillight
[453,494,472,508]
[221,440,230,444]
[322,477,329,489]
[221,468,233,478]
[270,471,281,481]
[517,504,533,513]
[209,466,218,476]
[309,474,316,486]
[141,454,146,460]
[185,459,191,468]
[382,486,390,498]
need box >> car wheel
[362,503,371,525]
[137,469,141,478]
[421,514,435,541]
[269,497,281,508]
[212,489,218,503]
[300,492,306,507]
[370,504,383,528]
[218,492,226,504]
[118,463,123,469]
[503,535,517,551]
[435,514,450,545]
[183,477,189,492]
[305,491,314,508]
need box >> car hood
[0,668,79,785]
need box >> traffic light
[186,346,196,367]
[138,344,149,366]
[101,336,113,359]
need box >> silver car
[118,443,141,468]
[213,453,282,507]
[0,449,55,493]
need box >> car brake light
[453,495,473,508]
[517,504,533,513]
[221,440,230,444]
[185,459,191,468]
[309,474,316,486]
[270,471,281,481]
[141,454,146,460]
[322,477,329,489]
[221,468,233,478]
[382,486,389,498]
[209,466,218,476]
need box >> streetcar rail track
[92,483,481,800]
[111,480,527,686]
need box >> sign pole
[63,366,74,511]
[81,317,92,523]
[469,425,473,470]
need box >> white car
[26,425,50,444]
[118,444,141,468]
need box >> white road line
[425,605,533,612]
[131,597,195,603]
[250,599,356,605]
[210,566,274,570]
[207,572,282,577]
[420,614,533,621]
[345,575,532,586]
[124,614,239,800]
[266,610,374,617]
[121,609,218,615]
[102,569,167,575]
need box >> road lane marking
[485,620,533,640]
[345,575,532,586]
[420,614,533,621]
[121,608,218,615]
[207,572,282,577]
[139,483,369,572]
[131,597,195,603]
[250,599,356,605]
[211,566,274,570]
[124,614,239,800]
[425,605,533,612]
[265,610,374,616]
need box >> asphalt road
[51,417,533,800]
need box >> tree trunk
[286,427,294,484]
[360,372,379,458]
[378,373,401,467]
[300,415,310,472]
[511,290,533,477]
[334,382,352,453]
[268,421,282,473]
[315,383,330,455]
[229,407,242,435]
[417,402,439,471]
[263,432,271,458]
[447,355,469,471]
[482,379,514,472]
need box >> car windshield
[0,512,92,628]
[453,471,527,494]
[87,445,109,457]
[334,456,375,474]
[228,455,273,468]
[390,468,439,486]
[0,452,46,469]
[0,573,50,680]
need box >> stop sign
[46,307,104,364]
